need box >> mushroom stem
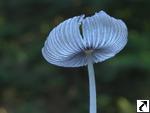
[87,57,97,113]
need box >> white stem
[87,57,97,113]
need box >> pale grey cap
[42,11,128,67]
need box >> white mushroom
[42,10,128,113]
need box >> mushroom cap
[42,11,128,67]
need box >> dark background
[0,0,150,113]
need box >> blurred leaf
[117,97,135,113]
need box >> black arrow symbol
[139,101,147,111]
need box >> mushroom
[42,11,128,113]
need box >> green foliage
[0,0,150,113]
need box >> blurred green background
[0,0,150,113]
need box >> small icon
[137,100,149,112]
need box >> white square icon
[137,100,149,112]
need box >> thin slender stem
[87,57,97,113]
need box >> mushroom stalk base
[87,58,97,113]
